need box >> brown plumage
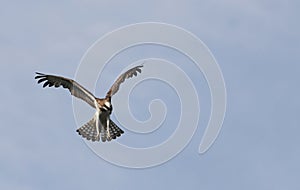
[35,65,143,142]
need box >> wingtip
[34,72,46,79]
[137,64,143,73]
[134,64,144,73]
[35,72,45,76]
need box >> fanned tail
[76,117,124,142]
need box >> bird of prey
[35,65,143,142]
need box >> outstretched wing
[106,65,143,98]
[35,72,97,108]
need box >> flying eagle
[35,65,143,142]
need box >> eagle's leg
[106,118,111,141]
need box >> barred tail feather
[76,118,124,142]
[109,120,124,140]
[76,116,100,142]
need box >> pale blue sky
[1,1,299,190]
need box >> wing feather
[106,65,143,98]
[35,72,97,108]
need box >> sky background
[1,0,300,190]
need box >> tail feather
[76,117,100,142]
[76,117,124,142]
[100,124,107,142]
[109,120,124,140]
